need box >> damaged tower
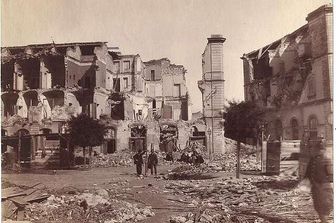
[198,35,226,155]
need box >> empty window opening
[113,78,120,92]
[113,61,120,73]
[123,61,131,71]
[308,115,318,139]
[123,77,128,89]
[151,70,155,81]
[174,84,181,97]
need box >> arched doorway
[130,123,147,152]
[308,115,318,139]
[104,127,116,154]
[290,118,299,140]
[159,123,178,152]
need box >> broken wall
[66,46,96,89]
[144,62,163,81]
[42,55,66,88]
[1,61,14,91]
[94,44,108,89]
[162,72,187,97]
[146,121,160,151]
[145,82,162,98]
[94,89,110,119]
[65,92,82,115]
[106,55,114,90]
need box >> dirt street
[1,163,331,223]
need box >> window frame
[123,60,131,72]
[113,61,120,73]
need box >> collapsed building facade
[241,4,333,142]
[1,41,195,167]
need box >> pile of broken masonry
[164,151,261,180]
[2,182,155,223]
[166,176,331,223]
[91,151,134,168]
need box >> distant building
[241,4,333,141]
[144,58,191,121]
[198,35,226,154]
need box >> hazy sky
[1,0,331,112]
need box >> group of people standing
[133,147,158,177]
[133,147,204,177]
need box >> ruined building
[241,4,333,141]
[198,35,226,155]
[143,58,192,152]
[144,58,190,121]
[1,42,192,166]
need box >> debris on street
[26,192,155,223]
[164,175,332,223]
[1,182,49,221]
[91,151,133,168]
[2,182,155,223]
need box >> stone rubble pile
[169,209,265,223]
[164,151,261,179]
[1,114,28,126]
[210,151,261,172]
[91,151,133,168]
[25,188,155,223]
[164,176,327,223]
[164,164,214,180]
[241,153,261,171]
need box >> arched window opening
[308,115,318,139]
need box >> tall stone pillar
[198,35,226,155]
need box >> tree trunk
[236,141,241,179]
[83,147,86,169]
[89,146,92,168]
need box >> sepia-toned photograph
[0,0,333,222]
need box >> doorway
[129,124,147,152]
[160,123,178,152]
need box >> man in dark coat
[133,150,146,176]
[147,148,158,176]
[305,138,333,223]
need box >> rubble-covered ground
[2,151,332,223]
